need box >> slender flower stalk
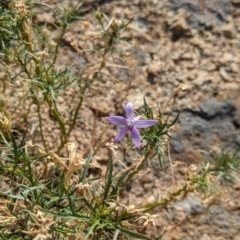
[105,102,157,149]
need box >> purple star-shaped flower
[105,102,158,149]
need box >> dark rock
[233,111,240,128]
[169,0,231,30]
[171,99,240,162]
[171,140,185,153]
[199,98,236,120]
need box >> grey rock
[169,0,231,30]
[233,111,240,128]
[168,197,203,222]
[199,98,236,120]
[171,99,240,161]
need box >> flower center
[127,121,134,128]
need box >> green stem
[67,87,86,136]
[52,100,67,138]
[52,24,67,65]
[44,96,67,151]
[121,149,152,189]
[142,184,190,212]
[37,103,48,152]
[67,58,106,137]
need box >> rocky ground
[69,1,240,239]
[2,0,240,239]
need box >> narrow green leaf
[113,229,120,240]
[113,224,152,240]
[0,233,8,240]
[104,152,113,201]
[79,148,93,182]
[41,208,89,220]
[9,131,19,165]
[110,168,132,196]
[85,220,100,239]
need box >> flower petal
[126,103,134,121]
[134,115,142,121]
[130,126,141,149]
[105,116,127,125]
[134,120,158,129]
[114,126,129,142]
